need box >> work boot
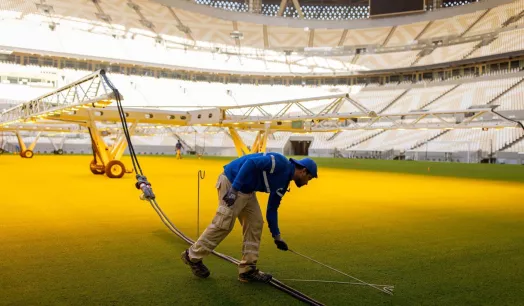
[238,269,272,283]
[181,249,210,278]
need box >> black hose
[149,199,325,306]
[491,109,524,131]
[87,127,98,163]
[99,70,142,175]
[99,70,325,306]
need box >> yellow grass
[2,155,524,305]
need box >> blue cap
[290,158,318,178]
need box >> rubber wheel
[22,150,34,158]
[106,160,125,179]
[90,160,105,175]
[57,149,64,155]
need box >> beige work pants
[188,173,264,274]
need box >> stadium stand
[342,27,391,46]
[410,127,524,153]
[415,42,479,66]
[426,75,524,111]
[354,51,420,70]
[419,11,486,39]
[349,130,443,152]
[385,21,430,47]
[468,28,524,58]
[1,0,523,164]
[464,0,524,37]
[349,88,406,112]
[310,130,382,151]
[382,85,456,114]
[494,80,524,110]
[2,66,523,161]
[503,125,524,152]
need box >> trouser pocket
[212,205,234,230]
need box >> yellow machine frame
[228,127,270,156]
[86,110,137,178]
[15,131,41,158]
[1,70,520,179]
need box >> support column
[86,110,132,178]
[277,0,287,16]
[87,120,111,167]
[27,132,41,152]
[251,131,262,153]
[49,135,67,155]
[248,0,262,13]
[259,124,270,154]
[228,127,250,156]
[15,132,27,153]
[110,123,137,162]
[255,130,268,154]
[16,131,40,158]
[228,125,271,156]
[249,126,270,154]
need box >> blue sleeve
[266,192,283,238]
[231,155,272,191]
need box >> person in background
[175,140,183,159]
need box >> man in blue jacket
[181,152,318,283]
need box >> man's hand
[222,187,238,207]
[273,235,288,251]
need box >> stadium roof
[0,0,516,51]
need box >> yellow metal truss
[228,128,270,156]
[1,70,520,179]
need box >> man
[181,152,317,283]
[175,140,183,159]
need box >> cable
[99,70,325,306]
[289,250,394,296]
[100,70,141,175]
[87,127,98,164]
[281,278,394,288]
[148,197,324,305]
[491,109,524,131]
[113,89,140,174]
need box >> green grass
[1,155,523,306]
[311,157,524,183]
[20,152,524,182]
[148,154,524,183]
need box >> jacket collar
[287,161,295,182]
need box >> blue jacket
[223,152,295,238]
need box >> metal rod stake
[197,170,205,238]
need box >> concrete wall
[495,152,524,164]
[405,150,482,163]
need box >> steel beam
[0,124,85,133]
[277,0,287,16]
[228,127,251,156]
[2,70,519,142]
[37,107,189,126]
[0,70,116,126]
[291,0,304,19]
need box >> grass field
[1,154,524,306]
